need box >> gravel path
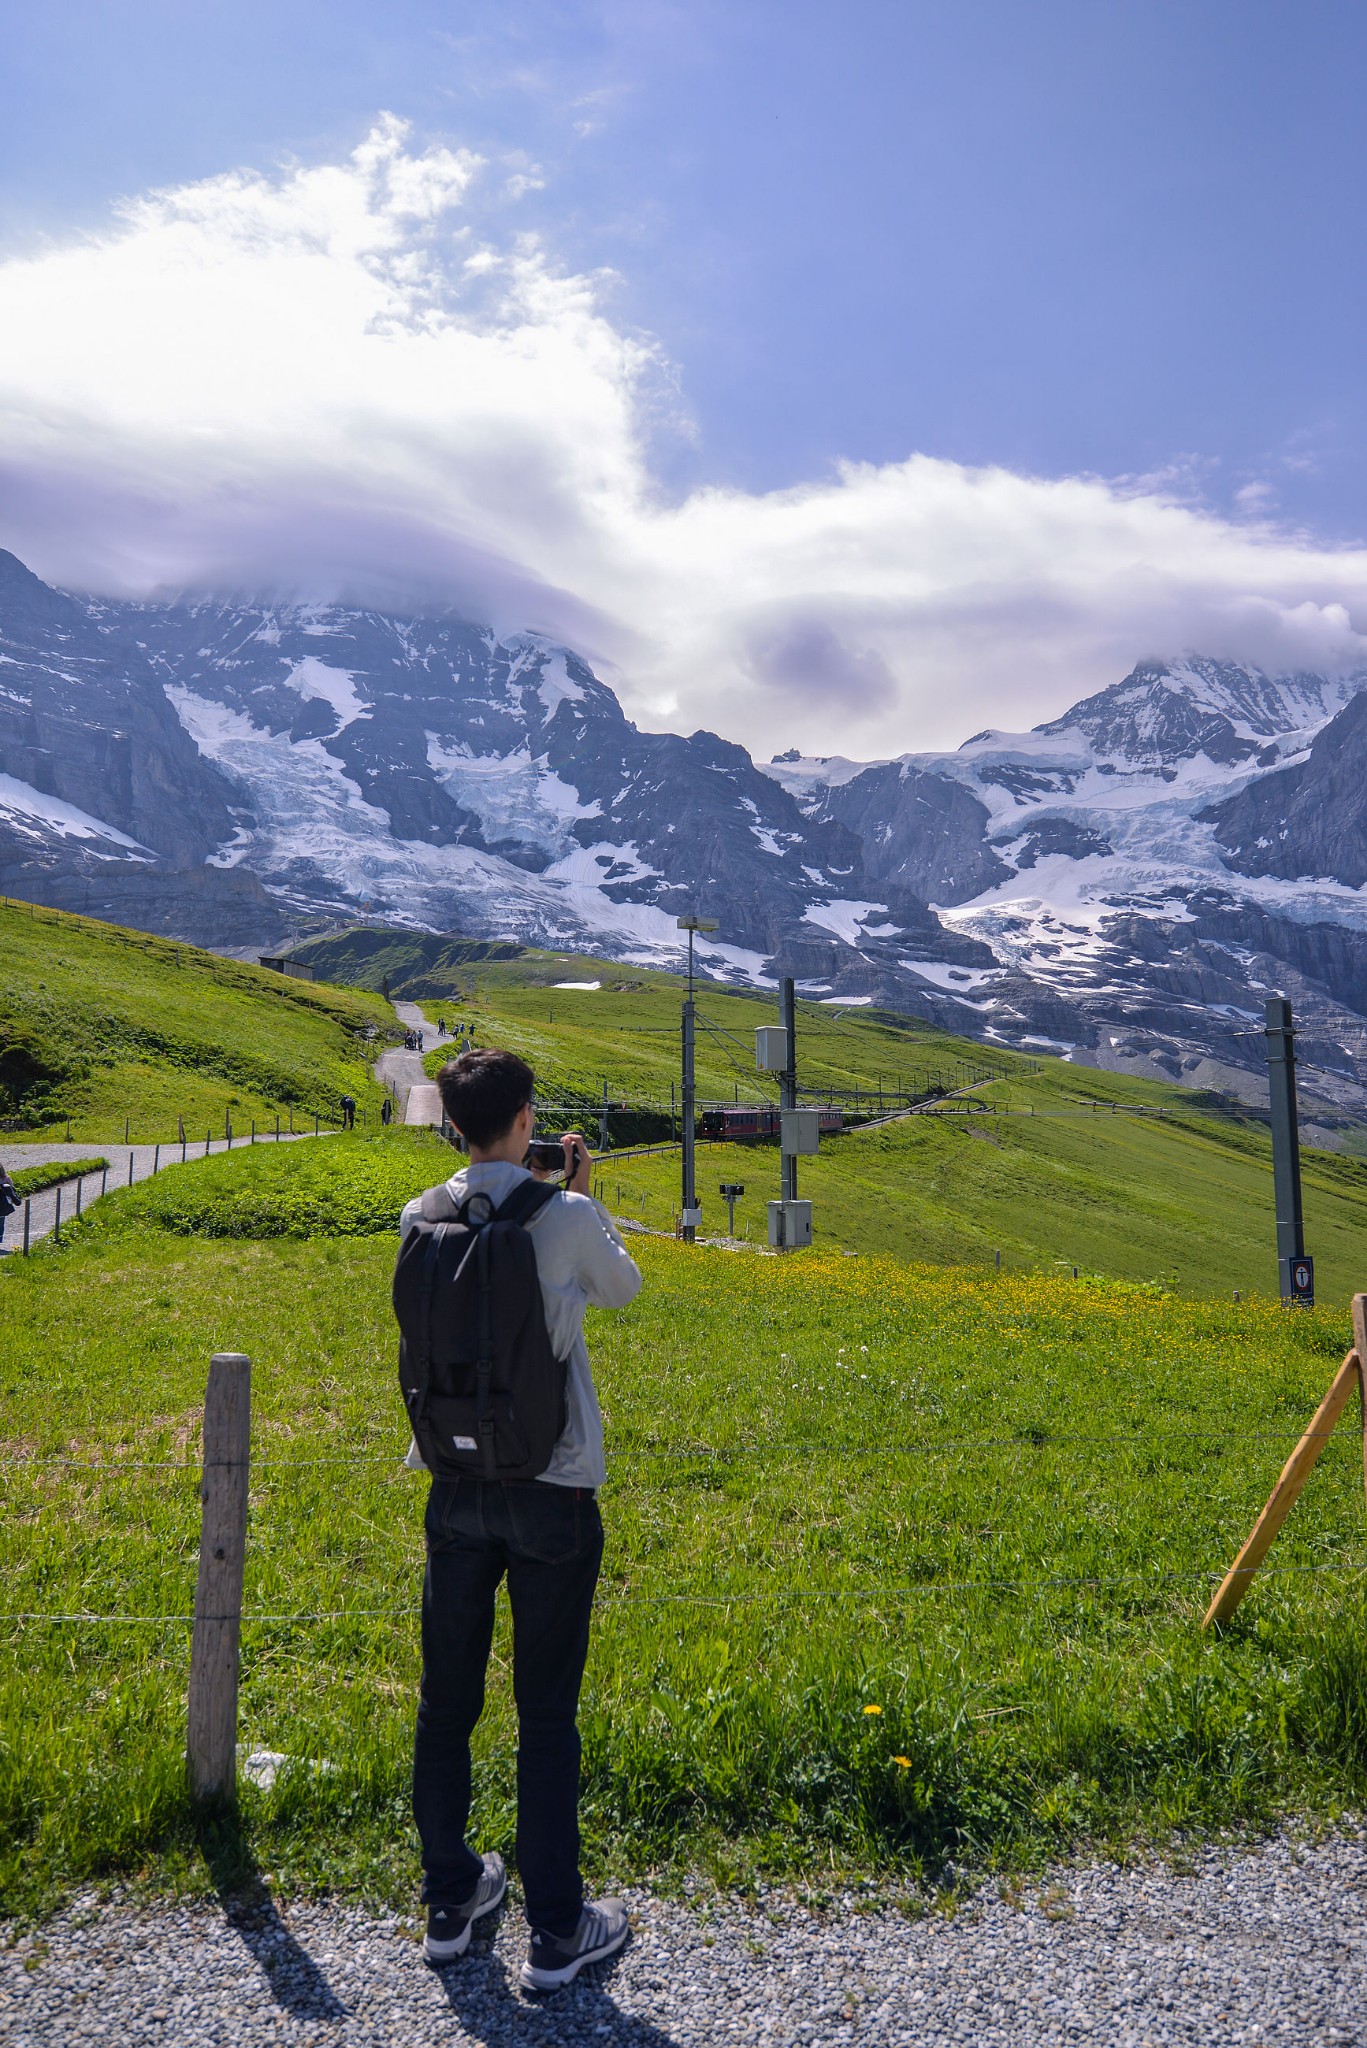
[3,1832,1364,2045]
[375,1003,448,1126]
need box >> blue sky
[6,0,1365,530]
[2,1,1367,752]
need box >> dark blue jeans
[414,1476,604,1935]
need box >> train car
[699,1104,844,1141]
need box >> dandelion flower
[863,1704,882,1715]
[892,1756,913,1769]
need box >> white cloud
[3,118,1367,757]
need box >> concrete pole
[1265,997,1308,1303]
[780,976,798,1204]
[681,1014,697,1243]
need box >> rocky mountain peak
[1033,657,1362,768]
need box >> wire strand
[2,1559,1363,1627]
[3,1422,1360,1473]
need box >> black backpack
[393,1179,567,1482]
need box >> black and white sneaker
[423,1852,507,1965]
[519,1898,630,1990]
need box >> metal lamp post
[677,913,717,1242]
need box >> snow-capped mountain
[764,658,1367,1115]
[5,544,1367,1118]
[0,548,989,982]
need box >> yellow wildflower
[863,1704,882,1715]
[892,1756,913,1768]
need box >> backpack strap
[474,1224,497,1478]
[420,1183,462,1222]
[492,1179,560,1228]
[473,1180,557,1476]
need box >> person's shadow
[195,1805,348,2022]
[434,1904,683,2046]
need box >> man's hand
[560,1130,592,1195]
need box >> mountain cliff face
[1202,689,1367,889]
[4,549,1367,1117]
[0,553,990,989]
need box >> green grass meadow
[4,1134,1367,1916]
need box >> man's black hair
[436,1047,535,1149]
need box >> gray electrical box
[755,1026,788,1072]
[780,1108,820,1155]
[767,1199,813,1249]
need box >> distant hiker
[418,1031,425,1052]
[381,1096,394,1127]
[438,1017,448,1036]
[393,1048,640,1986]
[0,1163,17,1254]
[340,1095,356,1130]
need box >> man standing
[0,1161,18,1255]
[399,1048,642,1988]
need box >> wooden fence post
[1204,1310,1366,1629]
[187,1352,251,1801]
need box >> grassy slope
[10,1158,107,1199]
[3,1141,1366,1911]
[412,953,1367,1309]
[0,899,397,1141]
[605,1108,1367,1308]
[390,946,1015,1106]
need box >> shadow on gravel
[436,1924,681,2046]
[195,1808,348,2022]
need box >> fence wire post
[188,1352,251,1801]
[22,1199,30,1255]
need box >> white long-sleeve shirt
[399,1160,643,1489]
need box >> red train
[699,1104,844,1141]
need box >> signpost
[719,1181,745,1235]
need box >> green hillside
[289,925,524,1001]
[603,1108,1367,1308]
[0,897,398,1141]
[377,944,1367,1308]
[418,948,1013,1103]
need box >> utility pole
[1266,997,1313,1304]
[780,976,798,1203]
[677,914,717,1242]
